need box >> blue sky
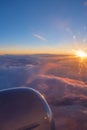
[0,0,87,54]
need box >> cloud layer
[0,54,87,130]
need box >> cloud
[83,38,87,42]
[84,1,87,6]
[1,55,87,130]
[73,35,76,40]
[33,34,47,41]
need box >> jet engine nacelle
[0,87,55,130]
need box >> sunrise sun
[75,50,87,58]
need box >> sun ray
[74,50,87,58]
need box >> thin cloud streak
[33,34,47,41]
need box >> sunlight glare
[75,50,87,58]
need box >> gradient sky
[0,0,87,54]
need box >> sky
[0,0,87,54]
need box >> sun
[75,50,87,58]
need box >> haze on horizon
[0,0,87,54]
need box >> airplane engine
[0,87,55,130]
